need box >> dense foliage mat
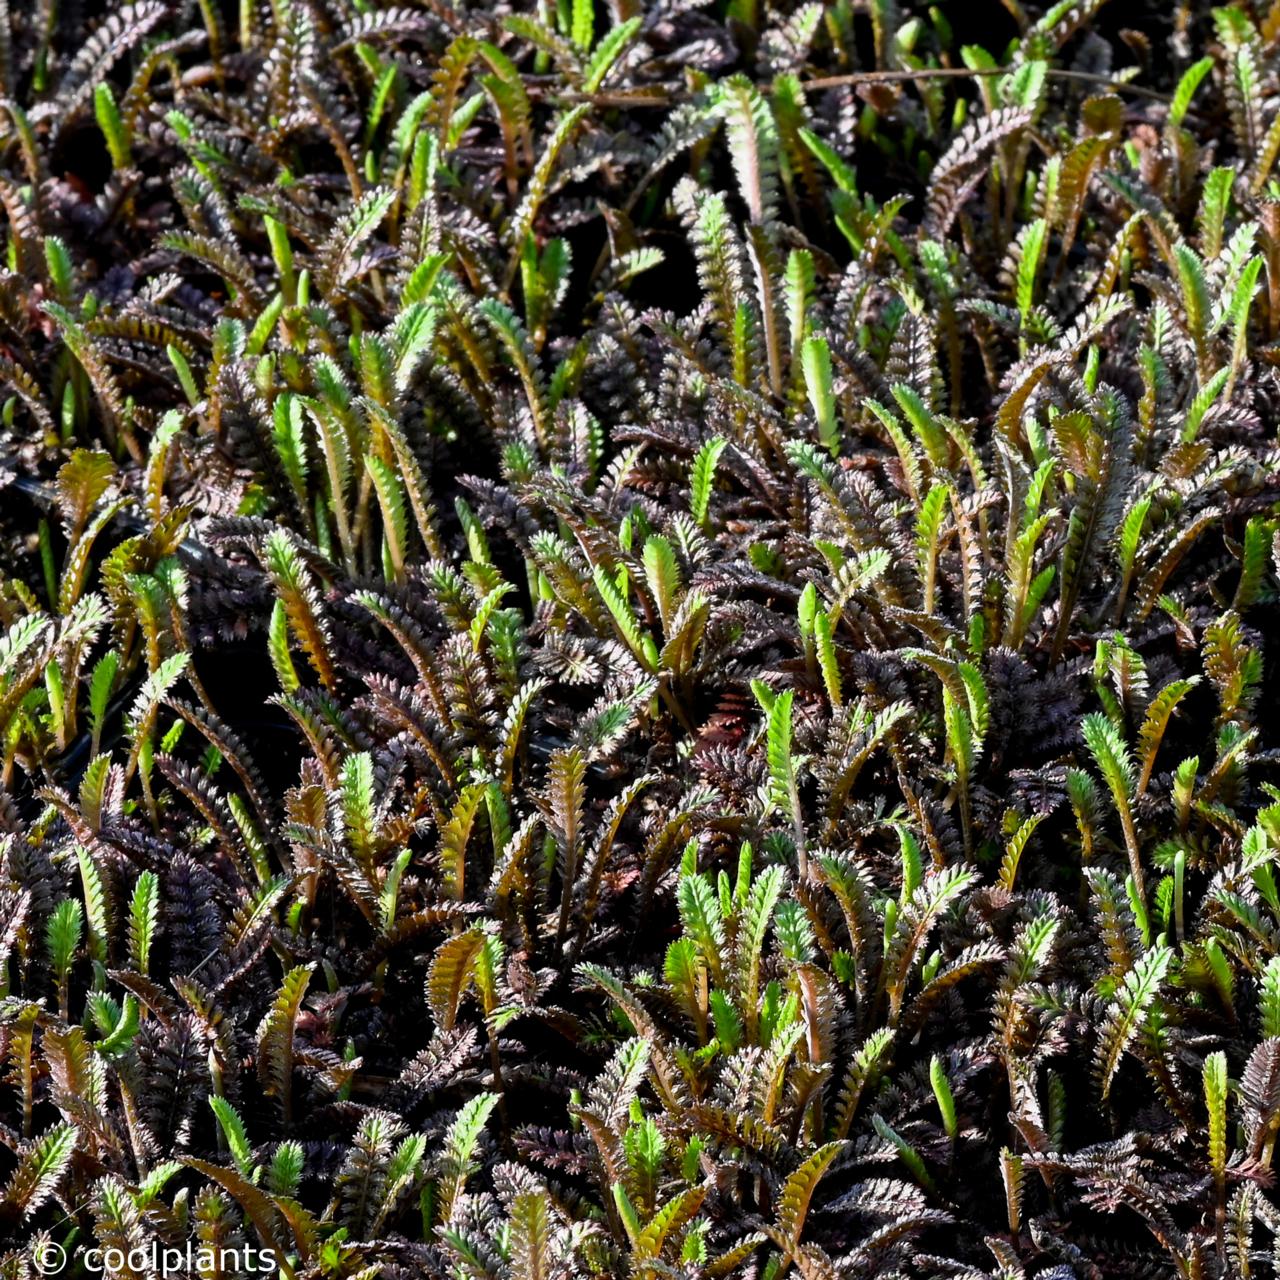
[0,0,1278,1275]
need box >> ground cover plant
[0,0,1277,1275]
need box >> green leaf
[678,872,725,988]
[210,1095,256,1179]
[752,683,804,852]
[798,127,857,195]
[128,871,159,976]
[1204,1049,1228,1180]
[1173,243,1211,359]
[263,530,335,690]
[636,1185,706,1260]
[268,1142,305,1198]
[43,237,74,303]
[45,899,82,982]
[318,187,396,292]
[76,847,110,967]
[709,988,742,1052]
[814,608,841,708]
[642,535,682,633]
[737,864,784,1038]
[437,1093,499,1218]
[998,813,1044,892]
[257,965,314,1123]
[713,74,779,225]
[1082,711,1144,895]
[570,0,594,48]
[1262,957,1280,1038]
[93,83,131,170]
[1234,515,1275,610]
[583,16,641,92]
[508,1189,554,1277]
[1136,678,1199,796]
[1095,942,1172,1099]
[427,927,485,1030]
[593,565,653,669]
[930,1055,958,1140]
[87,650,119,752]
[1015,218,1048,323]
[340,751,377,873]
[1182,366,1229,442]
[873,1113,933,1190]
[1197,167,1234,259]
[801,336,837,454]
[508,105,590,271]
[1,1122,77,1218]
[690,436,728,528]
[1169,56,1214,128]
